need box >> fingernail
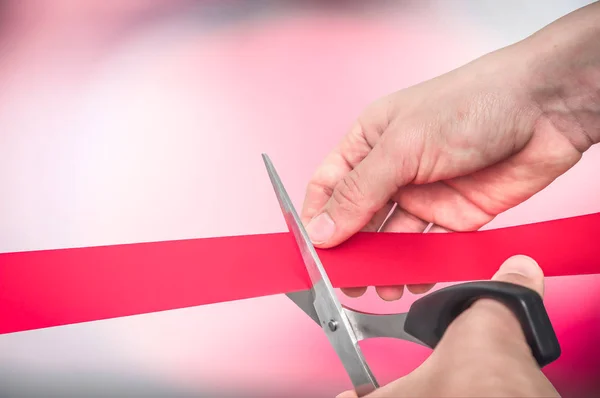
[496,255,541,279]
[305,212,335,244]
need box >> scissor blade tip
[262,154,274,169]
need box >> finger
[340,201,395,299]
[340,286,368,298]
[406,284,436,294]
[449,255,546,361]
[373,206,430,301]
[301,100,391,226]
[304,99,395,297]
[378,210,445,299]
[301,140,369,227]
[406,223,453,294]
[429,255,547,373]
[336,390,358,398]
[307,142,410,248]
[379,206,430,233]
[364,201,396,232]
[393,181,495,232]
[426,224,453,233]
[454,255,545,345]
[373,285,404,301]
[491,254,545,297]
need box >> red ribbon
[1,212,600,335]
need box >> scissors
[262,154,561,396]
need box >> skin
[299,2,600,397]
[336,255,559,398]
[301,2,600,300]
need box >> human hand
[336,255,560,398]
[300,3,600,300]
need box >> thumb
[305,144,405,248]
[335,390,358,398]
[491,254,545,298]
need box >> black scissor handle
[403,281,561,367]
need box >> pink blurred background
[0,0,598,396]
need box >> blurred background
[0,0,599,396]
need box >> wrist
[518,2,600,151]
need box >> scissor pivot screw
[328,320,338,331]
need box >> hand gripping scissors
[262,154,561,396]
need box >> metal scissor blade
[286,291,320,325]
[262,154,378,396]
[262,153,342,311]
[261,154,333,290]
[287,291,427,346]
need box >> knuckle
[306,179,334,199]
[331,180,360,215]
[378,128,422,184]
[331,171,373,215]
